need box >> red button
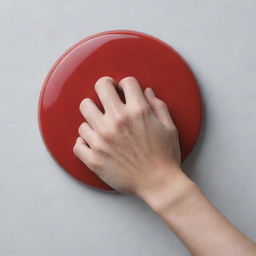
[38,30,202,191]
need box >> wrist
[137,166,196,214]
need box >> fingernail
[147,87,155,97]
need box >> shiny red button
[38,30,202,191]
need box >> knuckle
[92,140,103,153]
[132,109,144,118]
[113,113,128,129]
[142,104,151,114]
[132,104,151,118]
[88,154,102,170]
[99,128,114,141]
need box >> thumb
[144,87,174,129]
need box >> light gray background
[0,0,255,255]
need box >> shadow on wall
[182,76,208,182]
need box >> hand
[73,76,182,194]
[73,77,256,256]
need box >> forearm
[138,168,256,256]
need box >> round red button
[38,30,202,190]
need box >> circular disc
[38,30,202,190]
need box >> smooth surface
[0,1,255,255]
[39,30,202,190]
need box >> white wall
[0,1,255,255]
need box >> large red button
[38,30,202,191]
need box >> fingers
[80,77,174,132]
[144,87,175,130]
[118,76,148,108]
[73,137,93,164]
[80,98,103,132]
[94,76,124,114]
[78,122,99,150]
[73,137,101,176]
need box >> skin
[73,76,256,256]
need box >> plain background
[0,0,255,255]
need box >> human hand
[73,76,182,195]
[73,77,256,256]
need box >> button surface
[38,30,202,190]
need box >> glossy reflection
[38,30,202,190]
